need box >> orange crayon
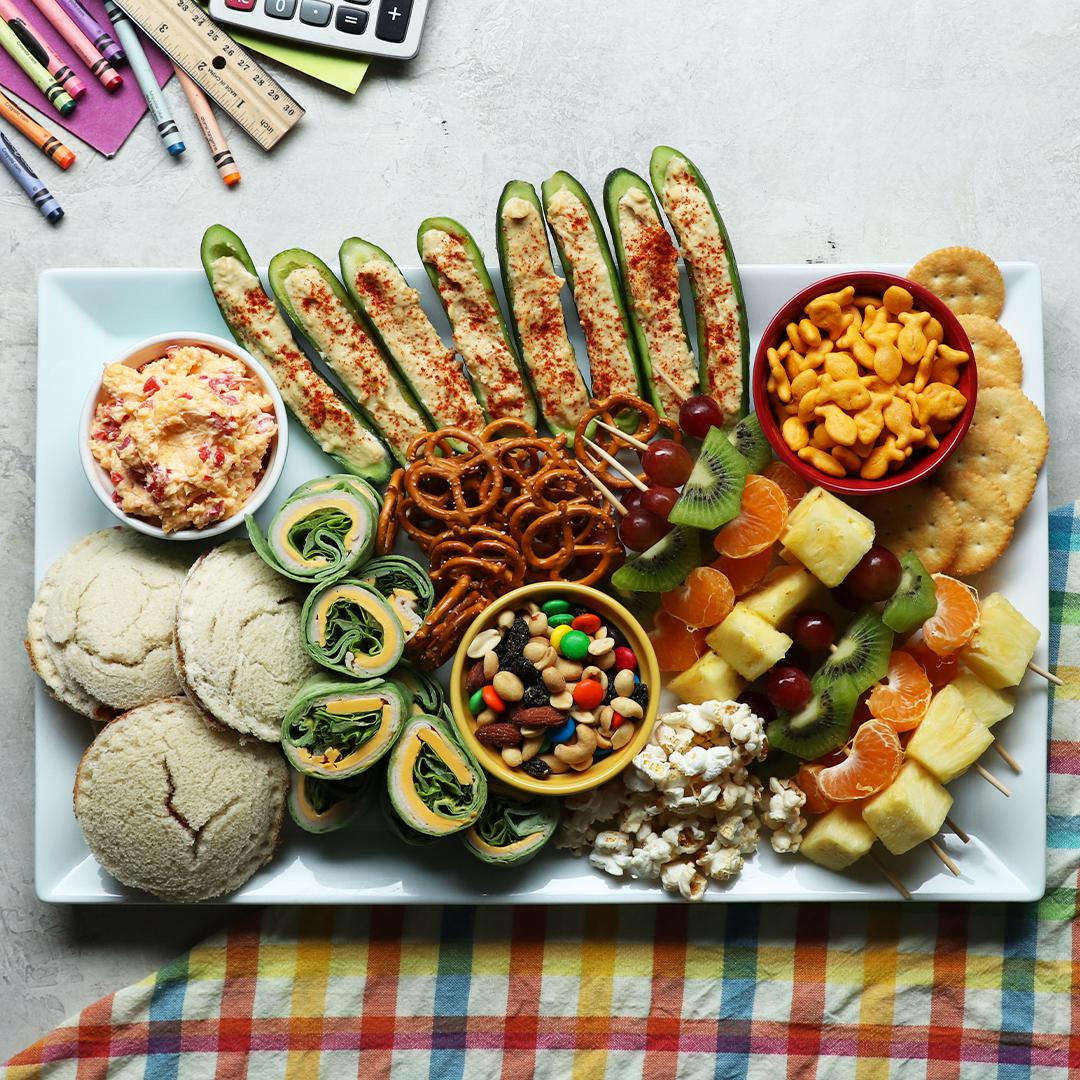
[172,63,239,186]
[0,86,74,166]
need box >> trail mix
[463,597,651,779]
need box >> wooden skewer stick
[592,419,650,453]
[869,850,911,900]
[583,437,648,491]
[655,367,690,403]
[974,762,1011,797]
[575,461,627,516]
[1028,661,1063,686]
[945,816,970,844]
[993,740,1022,774]
[927,839,961,877]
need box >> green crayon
[0,16,74,115]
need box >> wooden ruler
[114,0,303,150]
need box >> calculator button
[335,6,366,31]
[224,0,256,11]
[375,0,411,41]
[300,0,331,23]
[264,0,295,19]
[345,0,370,4]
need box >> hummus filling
[500,196,589,432]
[350,258,485,433]
[659,156,743,415]
[421,229,528,421]
[209,256,383,471]
[90,344,276,533]
[283,265,428,458]
[617,186,697,415]
[544,187,638,400]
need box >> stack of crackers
[857,247,1049,576]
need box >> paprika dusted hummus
[91,345,277,533]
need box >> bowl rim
[449,582,660,797]
[79,330,289,541]
[752,270,977,496]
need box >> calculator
[207,0,429,59]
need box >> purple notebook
[0,0,173,158]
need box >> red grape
[791,610,835,655]
[622,488,644,514]
[619,508,670,551]
[738,690,776,725]
[641,485,679,520]
[679,395,725,438]
[766,666,812,711]
[642,439,693,486]
[842,546,902,604]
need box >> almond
[513,705,569,728]
[475,722,523,747]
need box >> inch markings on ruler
[113,0,303,150]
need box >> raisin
[631,682,650,709]
[602,680,618,706]
[523,758,551,779]
[522,682,549,708]
[495,617,529,665]
[503,654,539,685]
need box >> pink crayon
[0,0,85,98]
[53,0,122,66]
[26,0,121,89]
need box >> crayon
[54,0,120,65]
[0,14,74,113]
[104,0,183,155]
[0,129,63,221]
[0,86,74,166]
[27,0,121,90]
[0,0,84,98]
[172,63,238,185]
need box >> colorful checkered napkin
[8,504,1080,1080]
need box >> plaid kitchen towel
[7,502,1080,1080]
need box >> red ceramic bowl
[752,271,977,497]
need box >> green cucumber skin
[649,146,750,426]
[541,171,646,432]
[417,216,539,428]
[200,227,391,486]
[603,168,696,417]
[267,247,427,468]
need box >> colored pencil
[0,86,74,166]
[0,14,73,113]
[26,0,121,90]
[53,0,120,65]
[0,128,62,221]
[172,63,238,185]
[104,0,183,155]
[0,0,84,98]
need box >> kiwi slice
[766,680,858,760]
[882,551,937,634]
[729,413,771,474]
[611,525,700,593]
[814,609,893,697]
[667,426,748,529]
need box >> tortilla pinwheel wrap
[246,475,380,584]
[379,783,441,846]
[393,661,451,720]
[356,555,434,643]
[287,769,377,833]
[301,579,405,678]
[463,789,560,866]
[386,714,487,837]
[282,675,412,780]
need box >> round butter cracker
[908,247,1005,319]
[855,484,963,574]
[939,433,1037,520]
[971,386,1049,474]
[957,314,1023,389]
[936,472,1014,576]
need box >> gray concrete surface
[2,0,1079,1057]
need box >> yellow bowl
[449,582,660,797]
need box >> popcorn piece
[762,777,808,854]
[661,861,708,901]
[589,831,632,876]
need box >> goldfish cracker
[831,445,862,472]
[817,285,856,308]
[898,361,919,384]
[841,304,862,331]
[798,387,823,421]
[805,297,846,336]
[777,340,793,359]
[860,436,906,480]
[789,368,819,403]
[798,319,821,348]
[785,351,802,382]
[851,439,876,459]
[798,445,847,477]
[883,285,914,315]
[913,338,939,393]
[817,376,871,412]
[767,347,792,403]
[897,310,930,363]
[782,416,810,452]
[873,344,903,383]
[786,323,803,353]
[864,312,901,350]
[815,403,858,447]
[925,316,944,343]
[853,294,882,308]
[918,382,967,424]
[824,353,859,381]
[851,334,878,370]
[853,400,886,445]
[930,343,969,386]
[883,397,924,451]
[810,422,836,450]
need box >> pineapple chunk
[801,804,876,870]
[963,592,1040,689]
[668,652,744,705]
[905,684,993,783]
[779,487,875,587]
[705,603,793,681]
[951,669,1015,728]
[742,566,825,627]
[862,760,952,855]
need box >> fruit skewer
[582,436,648,491]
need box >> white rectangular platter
[35,261,1048,903]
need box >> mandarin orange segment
[649,611,709,672]
[660,566,735,628]
[796,763,836,816]
[713,475,789,558]
[904,641,960,690]
[763,460,808,510]
[711,547,774,596]
[815,719,904,802]
[922,574,980,656]
[868,650,932,731]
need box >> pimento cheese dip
[91,345,277,533]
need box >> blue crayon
[0,129,62,221]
